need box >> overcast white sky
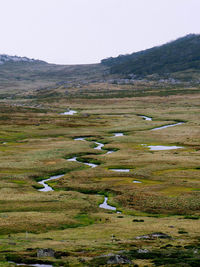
[0,0,199,64]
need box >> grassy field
[0,91,200,266]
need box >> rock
[92,253,132,266]
[136,232,171,240]
[37,248,55,258]
[0,54,39,65]
[107,254,132,265]
[151,232,172,239]
[137,249,149,254]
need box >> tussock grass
[0,93,200,264]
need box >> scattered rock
[137,249,149,254]
[136,232,171,240]
[92,253,132,266]
[37,248,55,258]
[107,254,132,265]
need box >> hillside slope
[0,60,108,98]
[101,34,200,77]
[0,54,44,64]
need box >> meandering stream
[38,174,65,192]
[94,142,104,150]
[67,156,98,168]
[151,122,183,131]
[37,114,184,212]
[99,196,116,211]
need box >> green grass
[0,91,200,265]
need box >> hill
[0,59,107,99]
[0,54,44,64]
[1,35,200,101]
[101,34,200,78]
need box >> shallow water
[61,110,77,115]
[113,133,124,137]
[133,180,142,183]
[38,174,64,192]
[9,263,52,267]
[106,150,114,154]
[143,144,183,151]
[67,157,77,161]
[151,122,183,131]
[140,115,152,121]
[68,156,97,168]
[83,162,98,168]
[94,142,104,150]
[74,137,86,141]
[10,263,52,267]
[110,169,130,172]
[99,196,116,211]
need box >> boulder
[136,232,171,240]
[137,249,149,254]
[37,248,55,258]
[92,253,132,266]
[107,254,132,265]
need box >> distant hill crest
[0,54,45,65]
[101,34,200,77]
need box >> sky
[0,0,199,64]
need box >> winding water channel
[151,122,183,131]
[37,114,184,211]
[99,197,116,211]
[67,156,98,168]
[9,113,187,265]
[94,142,104,150]
[38,174,65,192]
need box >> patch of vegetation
[102,34,200,79]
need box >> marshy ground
[0,91,200,266]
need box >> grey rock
[107,254,132,265]
[37,248,55,258]
[137,249,149,254]
[136,232,171,240]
